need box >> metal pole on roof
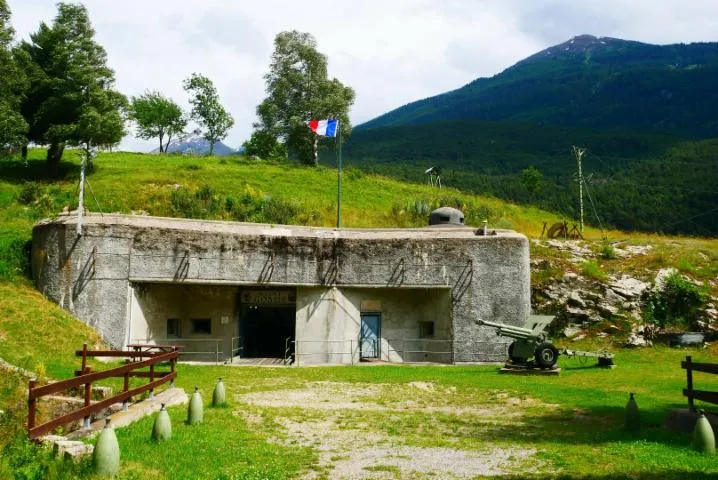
[337,121,342,229]
[77,153,85,237]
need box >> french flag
[307,119,339,137]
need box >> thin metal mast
[572,146,586,234]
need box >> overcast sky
[8,0,718,151]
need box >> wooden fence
[682,355,718,411]
[28,344,179,440]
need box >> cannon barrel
[477,319,535,340]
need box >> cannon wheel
[507,341,525,364]
[534,342,559,369]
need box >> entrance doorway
[360,313,381,359]
[239,289,296,358]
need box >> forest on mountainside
[329,120,717,236]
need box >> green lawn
[2,151,718,479]
[57,346,718,479]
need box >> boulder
[609,275,648,299]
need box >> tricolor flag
[307,119,339,137]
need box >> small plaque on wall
[360,300,381,312]
[220,316,230,325]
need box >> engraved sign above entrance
[241,290,296,306]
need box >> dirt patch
[275,416,533,479]
[236,382,540,479]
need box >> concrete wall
[129,284,237,361]
[32,214,530,362]
[295,287,452,365]
[295,287,359,365]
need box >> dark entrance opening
[239,289,296,359]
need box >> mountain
[336,35,718,236]
[153,134,237,156]
[359,35,718,138]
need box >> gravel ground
[236,381,540,479]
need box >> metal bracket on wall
[386,258,406,287]
[452,260,473,303]
[257,252,275,284]
[173,251,190,281]
[72,246,98,301]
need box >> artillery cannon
[477,315,614,369]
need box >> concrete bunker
[32,212,530,365]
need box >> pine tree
[18,3,126,176]
[0,0,28,155]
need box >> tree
[253,31,355,165]
[0,0,27,155]
[520,166,544,198]
[18,3,126,176]
[242,129,287,160]
[183,73,234,156]
[130,91,187,153]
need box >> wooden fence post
[80,343,87,375]
[149,364,155,398]
[170,348,176,388]
[686,355,695,411]
[122,371,130,411]
[28,379,37,433]
[83,367,92,429]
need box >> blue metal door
[360,314,381,359]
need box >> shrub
[261,197,299,225]
[344,165,364,181]
[169,187,196,218]
[599,242,617,260]
[170,185,221,219]
[643,272,709,329]
[581,260,606,281]
[17,182,42,205]
[0,435,90,480]
[0,231,31,281]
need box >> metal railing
[288,338,499,365]
[384,338,454,363]
[131,338,225,364]
[291,339,358,365]
[229,336,243,364]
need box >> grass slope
[0,150,717,478]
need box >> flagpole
[337,121,342,229]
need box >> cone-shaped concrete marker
[693,410,715,455]
[93,418,120,476]
[152,403,172,441]
[625,392,640,431]
[187,386,203,425]
[212,378,226,407]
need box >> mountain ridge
[152,133,237,156]
[358,35,718,138]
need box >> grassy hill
[346,35,718,236]
[337,121,718,236]
[0,149,717,479]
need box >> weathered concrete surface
[33,213,530,362]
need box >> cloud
[7,0,718,151]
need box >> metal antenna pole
[77,154,86,237]
[572,146,586,234]
[336,122,342,229]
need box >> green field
[1,150,718,479]
[4,347,718,479]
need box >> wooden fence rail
[682,355,718,411]
[28,344,179,440]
